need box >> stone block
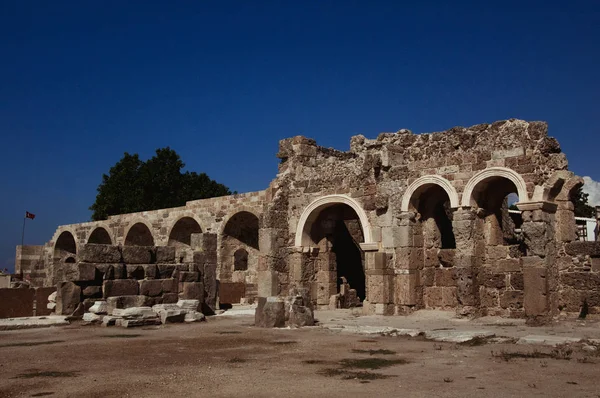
[479,287,499,308]
[203,261,218,312]
[500,290,523,310]
[434,268,456,287]
[565,241,600,257]
[441,287,458,307]
[394,248,422,270]
[185,311,206,322]
[258,270,278,297]
[521,256,544,268]
[55,282,81,315]
[142,264,157,279]
[219,282,244,304]
[560,272,600,291]
[366,273,393,304]
[103,264,126,280]
[162,293,179,304]
[106,296,155,313]
[420,268,434,287]
[366,252,387,270]
[424,287,442,308]
[121,318,162,328]
[255,297,285,328]
[121,246,153,264]
[487,245,509,260]
[79,244,121,263]
[182,282,204,301]
[438,249,455,267]
[496,258,521,273]
[83,312,103,323]
[103,279,139,298]
[509,273,524,290]
[395,273,418,305]
[523,267,547,316]
[288,304,314,327]
[455,267,477,306]
[89,301,108,314]
[138,279,163,296]
[481,270,506,289]
[178,271,199,282]
[155,246,176,263]
[161,278,178,293]
[64,263,97,282]
[157,264,176,279]
[177,299,200,311]
[82,285,102,298]
[160,309,186,324]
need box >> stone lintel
[359,243,380,252]
[516,201,558,213]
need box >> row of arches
[53,211,261,267]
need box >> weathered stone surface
[523,267,547,316]
[55,282,81,315]
[157,264,176,279]
[182,282,204,301]
[565,241,600,257]
[121,246,153,264]
[82,285,102,298]
[83,312,103,323]
[177,299,200,311]
[79,244,122,263]
[89,301,108,314]
[162,293,179,303]
[138,279,163,296]
[121,318,162,328]
[178,271,199,282]
[112,306,156,319]
[106,295,154,313]
[103,279,139,298]
[159,309,186,324]
[64,263,97,282]
[255,297,285,328]
[155,246,176,263]
[184,310,206,322]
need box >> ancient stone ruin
[14,119,600,324]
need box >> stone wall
[25,119,600,321]
[15,245,45,287]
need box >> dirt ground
[1,315,599,398]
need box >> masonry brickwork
[16,119,600,322]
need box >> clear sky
[1,1,599,271]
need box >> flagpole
[21,216,26,246]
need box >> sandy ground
[1,314,599,398]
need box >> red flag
[25,211,35,220]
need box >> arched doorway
[296,197,369,307]
[53,231,77,282]
[124,222,155,246]
[220,212,259,279]
[168,217,202,262]
[88,227,112,245]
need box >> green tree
[572,185,595,218]
[90,148,232,221]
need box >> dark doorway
[332,220,365,301]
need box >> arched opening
[234,248,249,271]
[307,203,366,303]
[88,227,112,245]
[168,217,203,247]
[220,212,259,280]
[124,223,155,246]
[54,231,77,261]
[471,176,523,246]
[408,184,456,250]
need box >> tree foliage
[90,148,232,221]
[572,185,595,218]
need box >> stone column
[451,207,482,316]
[193,233,218,313]
[393,212,420,313]
[365,251,394,315]
[517,201,557,323]
[257,228,280,297]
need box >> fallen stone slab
[217,305,257,317]
[184,311,206,322]
[112,307,157,319]
[0,316,70,331]
[160,309,186,324]
[323,324,409,336]
[83,313,103,323]
[424,330,495,343]
[177,299,200,311]
[517,335,582,346]
[121,318,162,328]
[89,301,108,315]
[102,316,119,327]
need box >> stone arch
[220,210,260,287]
[461,167,529,207]
[233,248,249,271]
[295,194,373,248]
[53,229,77,261]
[168,215,203,247]
[124,219,155,246]
[220,207,262,235]
[401,175,460,212]
[87,225,113,245]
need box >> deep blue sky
[1,1,599,271]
